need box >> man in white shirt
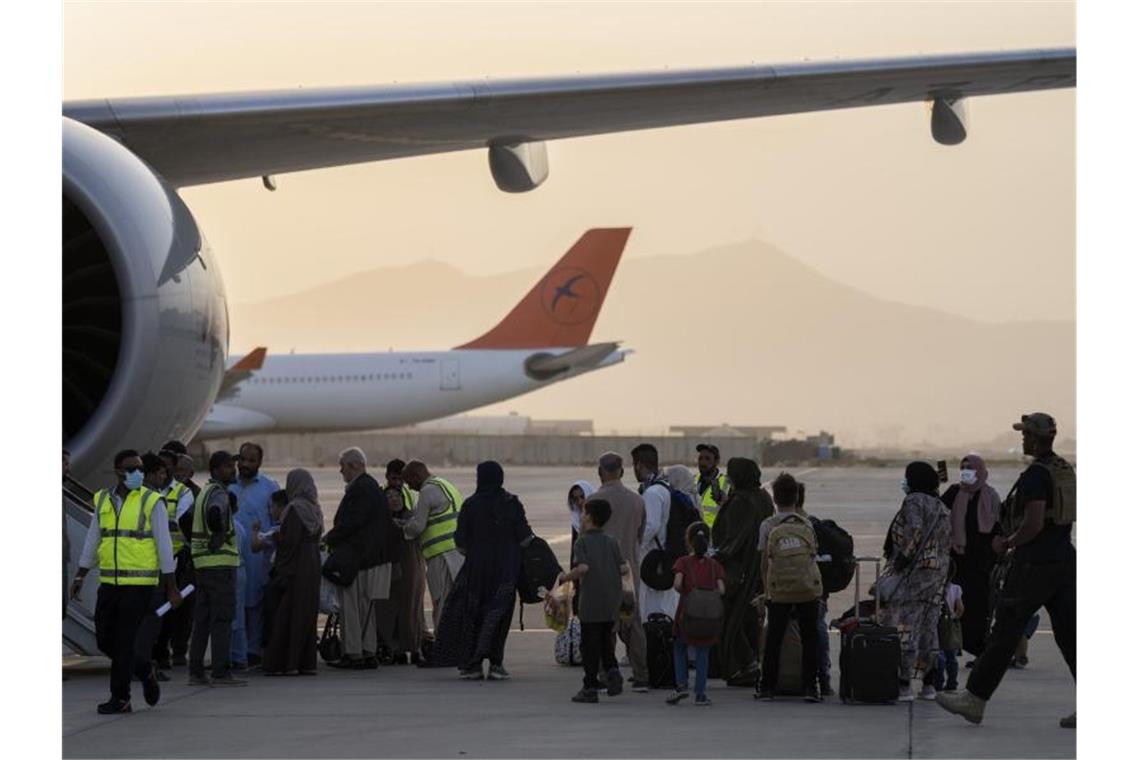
[630,444,680,622]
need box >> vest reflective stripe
[190,482,240,568]
[698,473,728,527]
[400,484,415,512]
[420,477,460,560]
[165,481,188,552]
[94,488,161,586]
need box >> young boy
[755,473,823,702]
[558,499,630,704]
[923,580,966,697]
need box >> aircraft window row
[253,372,412,384]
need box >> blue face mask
[124,469,144,490]
[900,478,911,495]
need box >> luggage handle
[853,556,881,623]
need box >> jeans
[231,565,248,665]
[94,584,153,702]
[190,567,237,679]
[674,641,710,697]
[925,648,960,689]
[580,620,618,689]
[967,553,1076,700]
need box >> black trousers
[967,552,1076,700]
[580,620,618,689]
[760,600,820,693]
[154,551,195,663]
[94,584,153,702]
[189,567,237,679]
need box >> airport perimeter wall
[206,432,766,468]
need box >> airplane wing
[215,346,267,401]
[63,48,1074,188]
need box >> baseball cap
[696,443,720,459]
[1013,412,1057,436]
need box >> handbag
[640,539,674,591]
[318,611,343,663]
[321,545,361,588]
[876,515,941,605]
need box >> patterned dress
[879,493,951,680]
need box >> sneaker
[1060,712,1076,729]
[694,694,712,706]
[631,680,649,693]
[665,688,690,704]
[754,689,775,701]
[896,684,915,702]
[571,688,599,703]
[935,689,986,725]
[487,665,510,681]
[918,684,938,701]
[187,673,211,686]
[97,699,131,715]
[142,667,161,706]
[459,666,485,681]
[803,686,822,703]
[210,674,248,687]
[605,668,623,697]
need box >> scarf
[476,460,505,494]
[567,479,595,533]
[950,453,1000,553]
[284,468,324,537]
[666,465,700,510]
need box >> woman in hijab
[261,468,324,676]
[666,465,701,514]
[430,461,532,680]
[942,454,1003,659]
[879,461,951,701]
[567,480,594,617]
[710,457,773,686]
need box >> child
[557,498,630,704]
[666,522,726,706]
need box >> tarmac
[63,465,1075,758]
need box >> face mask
[960,469,978,486]
[900,479,911,495]
[124,469,144,490]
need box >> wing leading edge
[64,48,1074,187]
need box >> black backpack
[517,534,563,605]
[657,483,702,561]
[810,516,856,594]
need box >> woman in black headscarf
[879,461,951,702]
[711,457,774,686]
[429,461,532,680]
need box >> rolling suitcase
[645,613,677,689]
[838,557,901,704]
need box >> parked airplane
[199,228,631,439]
[62,48,1074,485]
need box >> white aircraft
[198,228,631,439]
[62,47,1074,486]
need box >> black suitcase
[838,557,901,704]
[645,612,676,689]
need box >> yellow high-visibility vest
[93,487,162,586]
[420,477,461,560]
[164,481,189,553]
[190,482,240,569]
[400,484,415,512]
[698,472,729,527]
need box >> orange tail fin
[457,228,631,349]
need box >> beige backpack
[765,513,823,603]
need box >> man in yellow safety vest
[695,443,729,528]
[401,461,466,630]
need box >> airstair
[63,477,100,655]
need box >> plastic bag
[543,581,574,633]
[319,550,339,614]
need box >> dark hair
[567,484,584,502]
[772,472,799,508]
[271,489,289,506]
[208,450,233,473]
[686,521,710,556]
[630,443,659,471]
[161,440,188,456]
[141,452,167,475]
[113,449,140,469]
[386,458,406,476]
[583,498,612,527]
[239,441,264,460]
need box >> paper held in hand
[155,584,195,617]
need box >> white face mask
[960,469,978,486]
[900,479,911,495]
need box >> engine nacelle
[63,118,229,488]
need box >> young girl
[667,522,727,706]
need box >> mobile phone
[936,460,949,483]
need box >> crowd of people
[65,411,1075,729]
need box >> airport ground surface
[63,466,1075,758]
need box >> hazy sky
[64,1,1075,326]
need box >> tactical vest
[697,472,728,528]
[164,480,189,553]
[190,482,240,569]
[765,512,822,603]
[1004,454,1077,534]
[93,487,162,586]
[420,477,461,560]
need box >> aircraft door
[440,358,460,391]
